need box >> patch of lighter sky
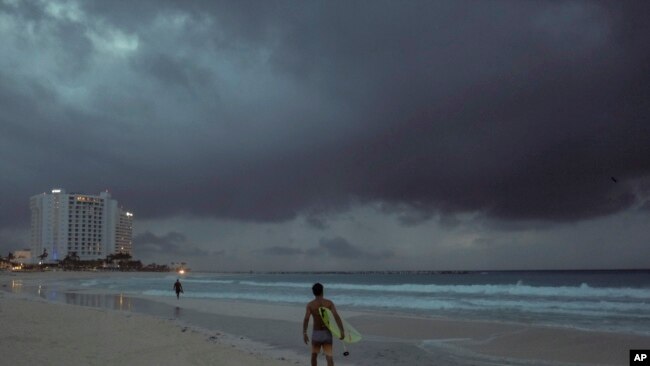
[43,0,84,23]
[0,12,57,88]
[0,3,95,111]
[152,10,196,31]
[148,9,214,59]
[41,0,140,58]
[0,12,14,45]
[85,27,139,56]
[1,0,20,8]
[147,10,297,116]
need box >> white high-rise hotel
[30,188,134,263]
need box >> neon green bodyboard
[318,307,362,343]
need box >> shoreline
[0,287,300,366]
[2,271,647,366]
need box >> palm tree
[108,252,131,261]
[37,248,48,261]
[116,252,132,261]
[61,251,81,270]
[70,251,80,261]
[106,252,132,270]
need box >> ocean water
[70,270,650,336]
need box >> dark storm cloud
[309,237,394,260]
[304,207,332,230]
[255,237,393,259]
[1,0,650,231]
[379,202,438,227]
[308,237,364,259]
[257,246,304,256]
[305,216,328,230]
[133,231,210,257]
[641,201,650,212]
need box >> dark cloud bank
[134,231,214,258]
[1,0,650,231]
[258,237,394,260]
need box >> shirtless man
[303,283,345,366]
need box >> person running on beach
[303,283,344,366]
[173,279,184,299]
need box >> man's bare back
[306,297,335,331]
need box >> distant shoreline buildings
[29,188,133,263]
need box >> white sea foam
[138,288,650,319]
[79,272,650,335]
[141,289,306,303]
[80,279,100,287]
[178,279,235,284]
[238,280,650,300]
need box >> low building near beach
[13,250,31,264]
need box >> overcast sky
[1,0,649,271]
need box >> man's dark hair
[312,282,324,296]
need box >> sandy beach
[2,271,648,366]
[0,273,300,366]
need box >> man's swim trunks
[311,329,333,345]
